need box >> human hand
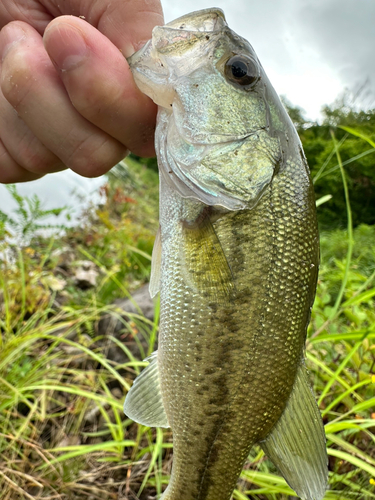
[0,0,163,183]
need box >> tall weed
[0,143,374,499]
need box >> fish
[124,8,328,500]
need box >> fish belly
[158,162,319,500]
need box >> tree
[299,104,375,229]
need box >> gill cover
[128,9,285,210]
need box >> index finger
[0,0,164,56]
[91,0,164,57]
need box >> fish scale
[156,158,318,500]
[124,8,328,500]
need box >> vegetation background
[0,98,374,500]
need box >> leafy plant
[282,99,375,229]
[0,184,70,246]
[0,140,374,500]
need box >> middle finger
[0,21,127,177]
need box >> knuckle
[0,166,15,183]
[0,139,50,182]
[24,153,61,174]
[129,122,157,157]
[0,161,41,184]
[1,52,33,110]
[0,170,25,183]
[13,135,62,174]
[66,135,127,177]
[0,144,17,183]
[0,170,17,183]
[71,78,120,121]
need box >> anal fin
[123,352,169,428]
[260,363,328,500]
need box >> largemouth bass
[124,8,328,500]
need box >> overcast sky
[162,0,375,119]
[1,0,373,217]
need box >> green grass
[0,139,374,499]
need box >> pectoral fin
[149,225,162,298]
[181,212,235,304]
[123,352,169,428]
[260,363,328,500]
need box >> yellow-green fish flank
[124,8,328,500]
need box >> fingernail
[44,22,89,71]
[0,23,27,61]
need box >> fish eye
[224,55,259,88]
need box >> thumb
[44,16,158,157]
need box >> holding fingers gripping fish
[124,8,328,500]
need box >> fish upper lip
[164,8,227,32]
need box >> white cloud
[161,0,372,119]
[1,2,371,210]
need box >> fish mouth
[127,9,229,108]
[128,8,227,69]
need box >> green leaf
[340,125,375,148]
[316,194,333,207]
[342,288,375,307]
[328,448,375,477]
